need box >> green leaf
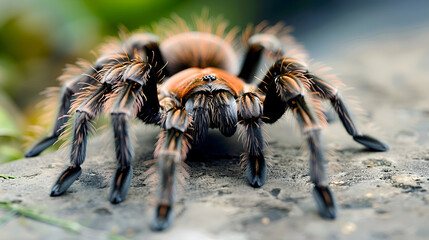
[0,145,24,163]
[0,107,20,138]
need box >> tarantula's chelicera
[25,14,389,230]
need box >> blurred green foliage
[0,0,258,163]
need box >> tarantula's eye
[201,74,217,82]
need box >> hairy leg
[109,80,143,203]
[306,73,388,151]
[237,92,266,187]
[25,75,95,157]
[261,62,337,218]
[287,95,337,218]
[50,84,110,196]
[25,52,131,157]
[151,108,189,231]
[239,34,283,82]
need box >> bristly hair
[308,61,358,129]
[58,59,92,85]
[242,21,309,62]
[149,9,239,46]
[23,59,94,149]
[147,114,193,199]
[237,119,273,172]
[22,86,60,149]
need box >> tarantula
[25,15,388,230]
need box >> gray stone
[2,7,429,240]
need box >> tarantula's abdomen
[160,67,245,101]
[160,32,239,75]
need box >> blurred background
[1,0,428,163]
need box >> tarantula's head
[160,67,245,102]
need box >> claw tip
[353,135,389,152]
[50,185,62,197]
[151,205,174,231]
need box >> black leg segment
[25,76,92,157]
[307,129,337,219]
[213,92,238,137]
[239,34,283,82]
[50,166,82,196]
[259,59,337,219]
[26,51,126,157]
[288,95,337,219]
[109,80,143,204]
[238,93,266,187]
[186,94,210,146]
[50,84,109,197]
[151,108,189,231]
[307,73,389,151]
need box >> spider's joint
[302,125,322,135]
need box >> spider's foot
[313,185,337,219]
[151,204,174,231]
[353,134,389,152]
[50,166,82,196]
[247,155,266,188]
[109,166,133,204]
[25,135,58,157]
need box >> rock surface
[2,8,429,240]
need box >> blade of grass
[0,201,82,232]
[108,234,132,240]
[0,209,17,228]
[0,175,17,179]
[0,201,131,239]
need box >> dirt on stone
[2,7,429,240]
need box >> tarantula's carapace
[25,13,389,231]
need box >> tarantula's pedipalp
[152,108,189,231]
[306,73,389,151]
[213,92,238,137]
[186,94,210,146]
[238,93,266,187]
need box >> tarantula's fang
[151,205,174,231]
[25,135,58,157]
[109,166,133,204]
[353,134,389,152]
[50,166,82,196]
[313,185,337,219]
